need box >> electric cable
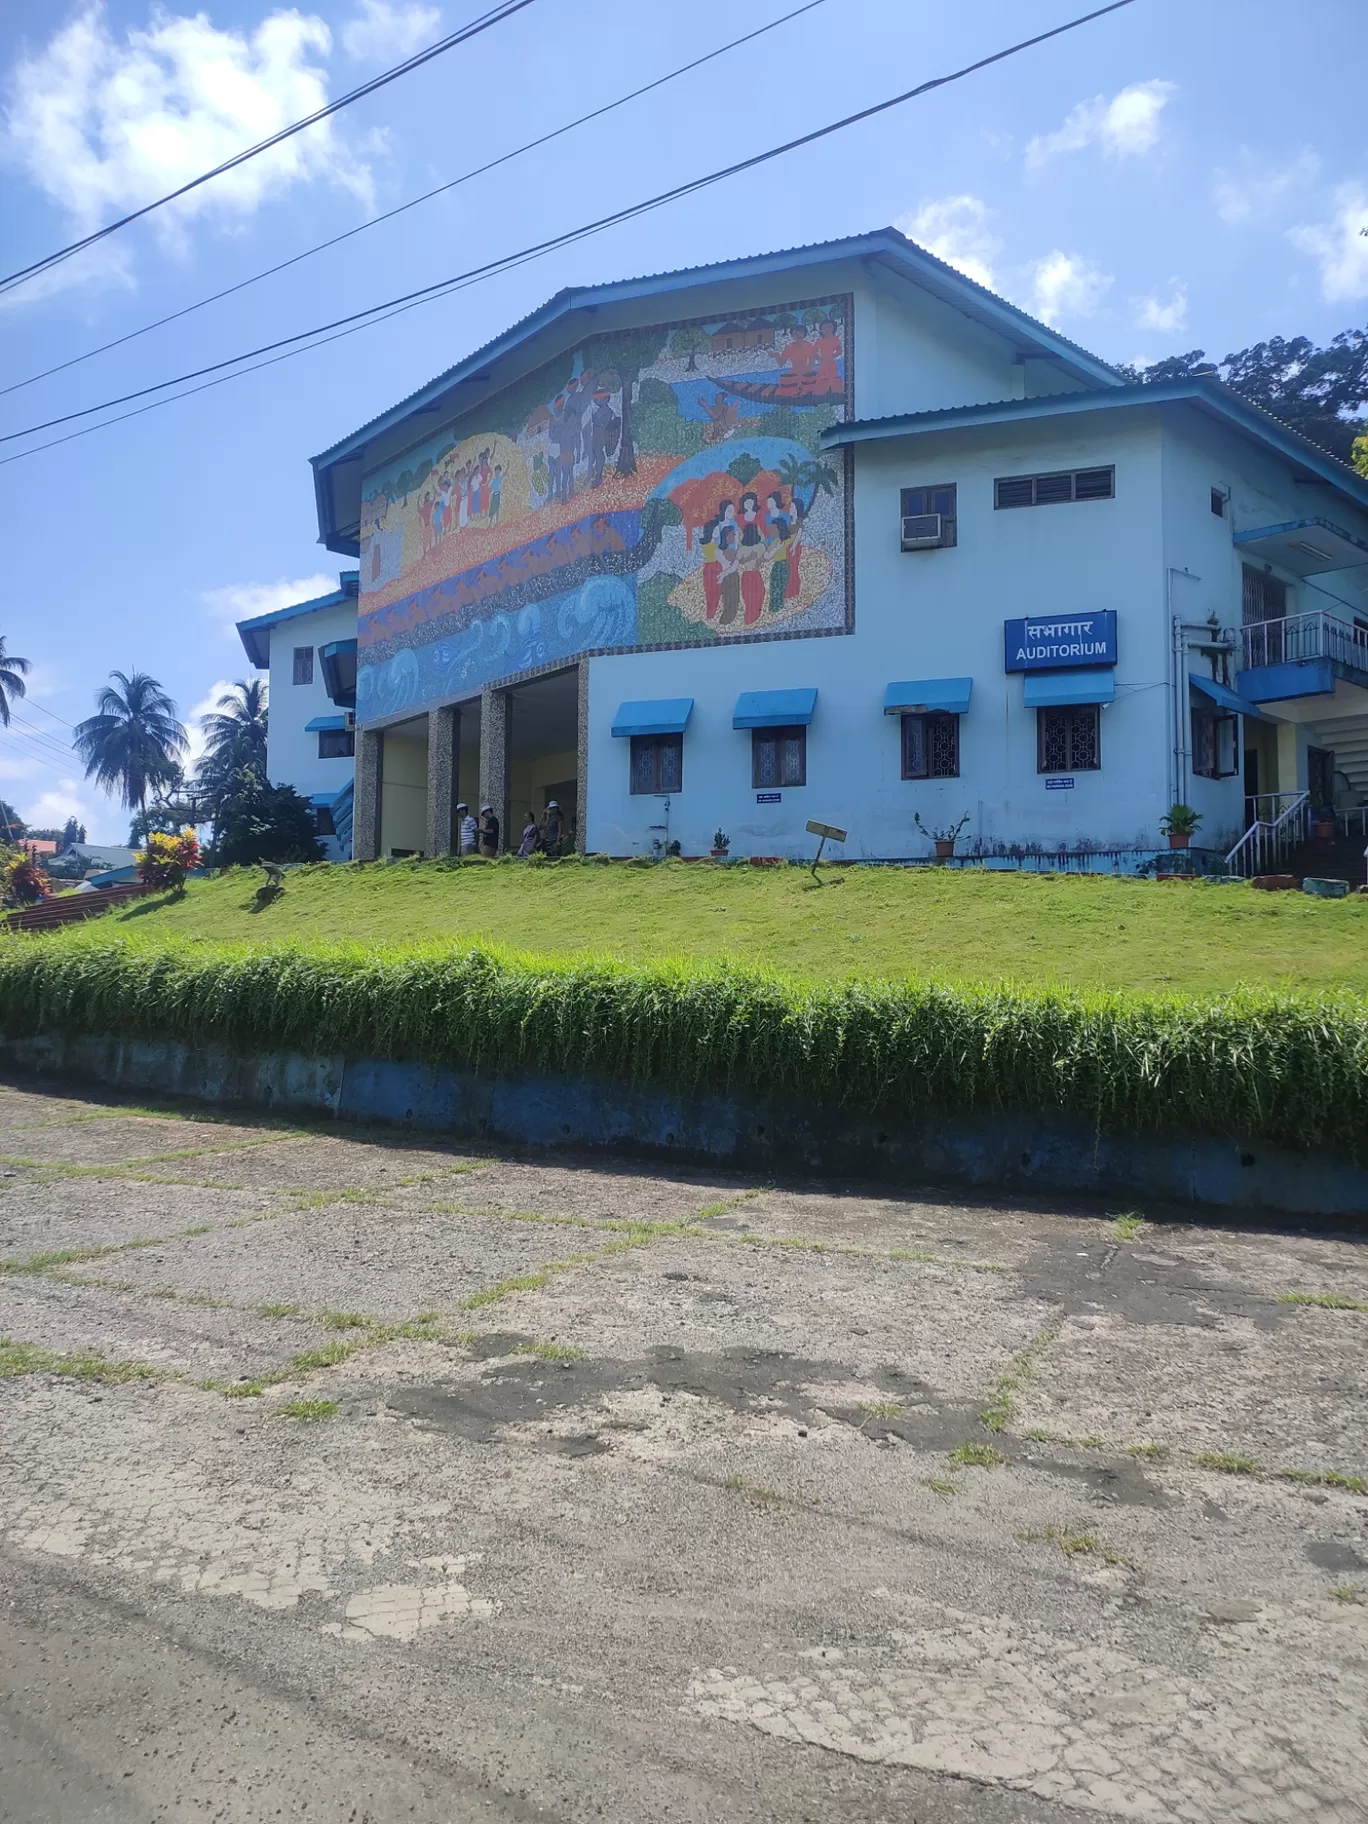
[0,0,1136,460]
[0,0,540,298]
[1,0,830,401]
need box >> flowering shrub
[137,829,201,894]
[0,853,50,907]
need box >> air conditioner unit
[343,711,357,732]
[901,513,944,551]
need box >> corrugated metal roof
[821,378,1368,511]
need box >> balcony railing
[1241,609,1368,674]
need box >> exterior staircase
[1280,830,1367,887]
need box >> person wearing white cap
[457,803,477,855]
[478,802,500,857]
[543,799,563,857]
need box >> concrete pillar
[1276,720,1309,796]
[425,704,459,857]
[353,728,383,861]
[478,685,509,853]
[575,659,589,855]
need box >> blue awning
[305,714,347,732]
[1023,670,1116,708]
[1191,674,1267,720]
[610,697,693,738]
[732,688,818,729]
[883,677,972,716]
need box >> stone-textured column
[575,659,589,855]
[352,728,383,861]
[478,685,509,853]
[425,704,459,857]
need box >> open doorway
[507,669,579,852]
[378,716,427,856]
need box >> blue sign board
[1004,611,1117,672]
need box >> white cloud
[342,0,440,62]
[1137,281,1187,335]
[1028,252,1112,327]
[896,195,999,289]
[185,678,239,768]
[202,572,336,634]
[1289,183,1368,303]
[1214,149,1320,224]
[3,4,373,298]
[16,781,113,843]
[1026,80,1175,168]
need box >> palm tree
[0,637,32,726]
[73,671,188,829]
[198,680,268,781]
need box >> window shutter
[902,714,927,778]
[1033,472,1074,505]
[659,736,682,793]
[1073,468,1114,501]
[995,477,1035,509]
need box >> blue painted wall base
[3,1030,1363,1218]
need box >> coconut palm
[73,671,188,827]
[0,638,32,727]
[198,680,268,782]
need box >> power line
[0,0,1137,462]
[10,711,76,756]
[1,1,830,402]
[0,0,540,299]
[20,699,76,730]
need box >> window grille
[1036,705,1100,772]
[292,646,314,685]
[901,712,960,779]
[752,726,806,789]
[629,734,683,794]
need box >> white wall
[1159,407,1368,836]
[265,599,358,801]
[587,411,1173,861]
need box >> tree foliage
[209,778,323,870]
[73,672,188,818]
[138,829,201,894]
[0,638,31,729]
[1126,326,1368,464]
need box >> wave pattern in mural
[356,296,853,723]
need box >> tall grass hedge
[0,930,1365,1154]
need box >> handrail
[1225,790,1310,877]
[1241,609,1368,673]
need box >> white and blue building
[282,228,1368,871]
[236,572,359,860]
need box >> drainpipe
[1167,569,1200,807]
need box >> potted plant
[1159,804,1202,851]
[1312,805,1337,841]
[914,811,972,859]
[711,827,730,860]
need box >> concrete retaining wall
[3,1029,1362,1218]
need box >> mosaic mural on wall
[355,296,853,723]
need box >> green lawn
[92,858,1368,995]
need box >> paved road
[1,1080,1365,1822]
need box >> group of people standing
[699,487,806,628]
[543,372,621,506]
[420,449,504,554]
[454,800,569,858]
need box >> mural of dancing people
[356,297,852,723]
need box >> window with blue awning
[610,698,694,738]
[883,677,972,715]
[305,715,347,732]
[732,688,818,729]
[1023,670,1116,709]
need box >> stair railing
[1224,790,1310,878]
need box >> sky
[0,0,1365,841]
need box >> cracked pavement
[1,1079,1366,1822]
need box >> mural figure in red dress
[813,319,843,394]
